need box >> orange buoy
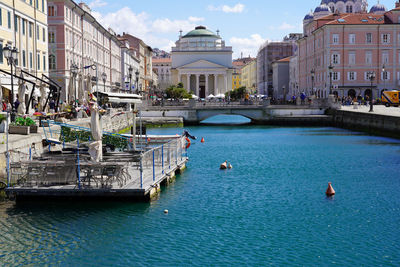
[326,182,336,197]
[185,137,191,149]
[201,137,205,143]
[147,137,151,142]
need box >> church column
[196,74,200,96]
[186,74,190,92]
[205,74,209,97]
[224,74,228,94]
[214,74,218,95]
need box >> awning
[98,92,142,104]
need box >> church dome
[182,26,221,39]
[369,3,387,13]
[304,12,314,20]
[315,4,330,13]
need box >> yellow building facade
[241,59,257,93]
[232,71,241,90]
[0,0,48,101]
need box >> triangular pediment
[178,60,227,69]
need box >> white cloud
[94,7,205,52]
[208,3,245,13]
[229,34,268,58]
[188,16,204,22]
[89,0,107,9]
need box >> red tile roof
[277,57,291,62]
[152,57,172,64]
[324,13,386,25]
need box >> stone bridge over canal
[141,103,335,125]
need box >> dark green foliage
[60,126,128,149]
[226,86,247,101]
[0,114,6,124]
[14,117,36,126]
[165,83,192,99]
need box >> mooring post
[153,150,155,182]
[77,136,81,189]
[162,145,164,174]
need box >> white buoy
[164,209,169,214]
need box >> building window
[332,54,340,64]
[382,71,390,81]
[382,52,389,64]
[349,34,355,44]
[37,53,40,70]
[0,43,3,64]
[332,34,339,44]
[332,72,339,81]
[42,0,45,12]
[346,5,353,13]
[349,52,355,65]
[30,0,32,5]
[348,72,356,81]
[49,32,55,43]
[48,6,55,16]
[14,15,18,32]
[22,19,25,35]
[0,8,2,27]
[37,25,40,40]
[42,28,45,42]
[366,33,372,43]
[49,55,56,70]
[29,52,33,69]
[7,11,11,29]
[382,34,390,44]
[36,0,39,9]
[22,50,26,67]
[43,55,46,71]
[29,23,33,38]
[366,51,372,64]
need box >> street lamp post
[101,72,107,93]
[382,64,386,94]
[311,69,315,96]
[328,64,334,95]
[128,65,133,94]
[135,70,139,94]
[70,63,79,107]
[3,45,19,122]
[367,71,375,112]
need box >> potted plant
[25,117,38,133]
[0,114,6,133]
[9,117,31,135]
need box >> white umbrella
[17,73,26,114]
[216,93,225,99]
[191,94,199,99]
[39,83,47,112]
[88,103,103,162]
[68,76,74,104]
[206,94,215,99]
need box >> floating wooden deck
[6,136,188,202]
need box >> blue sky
[89,0,396,58]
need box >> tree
[165,84,192,99]
[226,86,246,101]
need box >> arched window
[346,5,353,13]
[49,54,56,70]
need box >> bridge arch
[196,108,265,123]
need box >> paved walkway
[340,105,400,117]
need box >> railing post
[140,157,143,189]
[168,143,171,170]
[77,136,81,189]
[162,145,164,174]
[175,140,178,165]
[152,149,155,182]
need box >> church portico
[172,26,233,98]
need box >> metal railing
[7,136,187,190]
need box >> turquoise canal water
[1,115,400,266]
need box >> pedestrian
[14,98,20,111]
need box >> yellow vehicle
[381,91,400,107]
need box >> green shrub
[14,117,37,126]
[0,114,6,124]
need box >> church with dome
[171,26,233,98]
[303,1,389,31]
